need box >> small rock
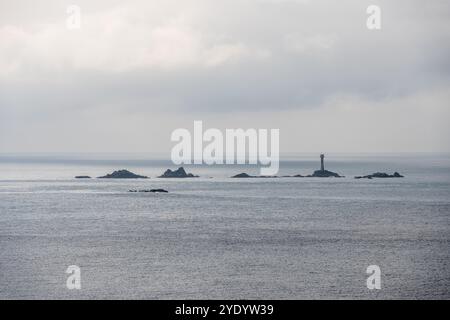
[128,189,168,193]
[231,173,252,178]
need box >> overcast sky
[0,0,449,154]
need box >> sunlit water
[0,154,449,299]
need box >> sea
[0,153,449,299]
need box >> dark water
[0,154,449,299]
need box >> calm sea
[0,153,449,299]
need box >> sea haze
[0,153,449,299]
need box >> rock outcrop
[231,173,252,178]
[231,173,279,178]
[98,169,148,179]
[355,172,404,179]
[158,167,198,178]
[310,169,343,178]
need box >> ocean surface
[0,153,449,299]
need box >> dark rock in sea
[129,189,168,193]
[158,167,198,178]
[310,170,343,178]
[231,173,252,178]
[354,172,404,179]
[231,173,279,178]
[232,171,345,178]
[75,176,91,179]
[98,169,148,179]
[281,174,305,177]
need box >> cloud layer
[0,0,449,152]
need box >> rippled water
[0,154,449,299]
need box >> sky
[0,0,449,154]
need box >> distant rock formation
[159,167,198,178]
[231,173,279,178]
[355,172,404,179]
[310,169,343,178]
[231,173,252,178]
[129,189,168,193]
[231,172,344,178]
[75,176,91,179]
[98,169,148,179]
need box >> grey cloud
[0,0,449,152]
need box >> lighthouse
[311,153,342,177]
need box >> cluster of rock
[231,155,345,178]
[232,170,406,179]
[354,172,404,179]
[75,167,199,179]
[231,173,344,178]
[158,167,198,178]
[74,167,201,194]
[231,171,343,178]
[73,157,405,183]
